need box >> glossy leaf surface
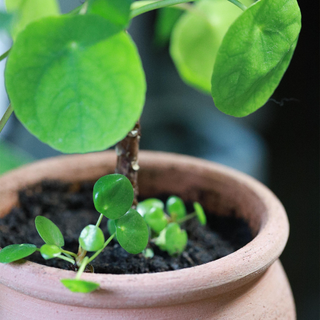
[40,244,61,260]
[0,244,37,263]
[211,0,301,116]
[136,198,164,217]
[144,207,168,233]
[115,208,149,254]
[5,15,146,153]
[193,202,206,225]
[61,279,100,293]
[170,0,249,93]
[5,0,59,40]
[88,0,131,28]
[79,225,105,252]
[35,216,64,247]
[93,174,133,219]
[166,196,186,221]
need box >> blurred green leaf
[211,0,301,116]
[144,207,168,233]
[61,279,100,293]
[137,198,164,217]
[5,0,59,40]
[79,225,105,252]
[35,216,65,247]
[166,196,186,221]
[40,244,61,259]
[0,243,37,263]
[87,0,131,28]
[115,208,149,254]
[193,202,206,225]
[93,174,133,219]
[154,7,182,47]
[0,11,14,32]
[5,15,146,153]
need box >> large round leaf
[170,0,250,93]
[5,15,146,153]
[211,0,301,117]
[115,208,149,254]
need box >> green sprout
[137,195,207,256]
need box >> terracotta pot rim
[0,151,289,309]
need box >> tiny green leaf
[0,244,37,263]
[61,279,100,293]
[79,225,105,252]
[193,202,206,226]
[5,15,146,153]
[211,0,301,116]
[115,208,149,254]
[166,196,186,221]
[35,216,64,247]
[40,244,62,260]
[93,174,134,219]
[165,223,188,256]
[87,0,132,28]
[5,0,59,40]
[136,198,164,217]
[144,207,168,233]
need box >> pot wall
[0,151,295,319]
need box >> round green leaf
[211,0,301,117]
[193,202,206,226]
[0,244,37,263]
[136,198,164,217]
[5,0,59,40]
[165,223,188,256]
[107,219,116,235]
[93,174,134,219]
[35,216,64,247]
[166,196,186,221]
[144,207,168,233]
[79,225,105,252]
[115,208,149,254]
[40,244,61,260]
[5,15,146,153]
[170,0,250,93]
[61,279,100,293]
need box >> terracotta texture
[0,151,295,319]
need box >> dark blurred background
[0,1,318,318]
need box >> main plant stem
[115,120,141,208]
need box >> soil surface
[0,180,253,274]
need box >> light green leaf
[79,225,105,252]
[115,208,149,254]
[0,244,37,263]
[193,202,206,225]
[0,11,14,32]
[154,7,182,47]
[35,216,65,247]
[211,0,301,116]
[87,0,132,28]
[144,207,168,233]
[170,0,251,93]
[61,279,100,293]
[93,174,134,219]
[5,15,146,153]
[166,196,186,221]
[136,198,164,217]
[40,244,62,260]
[5,0,59,40]
[165,223,187,256]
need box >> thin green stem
[96,214,104,227]
[76,256,89,279]
[0,49,10,62]
[87,233,115,264]
[57,254,75,264]
[61,249,78,259]
[176,212,196,224]
[0,104,13,134]
[227,0,247,11]
[130,0,199,18]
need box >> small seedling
[137,195,207,256]
[0,174,149,293]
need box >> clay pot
[0,151,295,319]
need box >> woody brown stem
[115,120,141,208]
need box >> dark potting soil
[0,180,253,274]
